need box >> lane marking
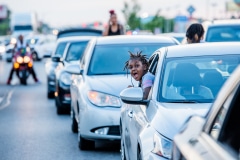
[0,88,15,111]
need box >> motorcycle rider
[7,34,39,85]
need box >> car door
[182,82,240,160]
[127,53,159,160]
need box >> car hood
[152,102,211,140]
[86,75,134,97]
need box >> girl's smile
[128,59,147,81]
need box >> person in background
[186,23,205,44]
[102,10,125,36]
[7,34,39,85]
[124,51,154,99]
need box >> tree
[122,0,141,30]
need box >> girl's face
[110,14,117,24]
[128,59,147,81]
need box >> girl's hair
[124,51,149,71]
[109,10,116,16]
[186,23,204,43]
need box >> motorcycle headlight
[88,91,121,107]
[23,56,31,63]
[59,71,71,85]
[0,46,5,53]
[11,38,17,44]
[16,56,24,63]
[152,132,172,159]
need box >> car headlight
[152,132,172,159]
[88,91,121,107]
[59,72,71,85]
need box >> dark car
[57,28,102,39]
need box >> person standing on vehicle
[102,10,125,36]
[7,34,39,85]
[186,23,205,44]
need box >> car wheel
[121,136,127,160]
[137,147,142,160]
[71,110,78,133]
[56,97,64,114]
[79,136,95,150]
[32,52,38,61]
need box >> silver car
[172,65,240,160]
[66,35,179,150]
[120,42,240,160]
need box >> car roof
[164,42,240,58]
[95,35,178,45]
[56,36,95,43]
[57,28,102,39]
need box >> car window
[65,41,88,62]
[206,26,240,42]
[88,43,174,75]
[54,42,67,57]
[159,55,240,103]
[210,84,240,156]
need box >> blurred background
[0,0,239,36]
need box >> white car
[120,42,240,160]
[172,65,240,160]
[26,34,56,60]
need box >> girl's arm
[102,25,110,36]
[143,87,151,99]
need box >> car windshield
[14,25,33,31]
[88,43,175,75]
[206,26,240,42]
[159,55,240,103]
[54,42,67,57]
[65,41,88,62]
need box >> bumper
[79,101,121,141]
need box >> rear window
[206,26,240,42]
[54,42,67,57]
[88,43,175,75]
[65,41,88,62]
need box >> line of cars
[45,24,240,160]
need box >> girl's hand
[127,85,133,88]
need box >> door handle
[128,110,133,118]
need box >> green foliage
[122,0,174,33]
[122,0,141,30]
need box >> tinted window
[14,25,33,31]
[206,26,240,42]
[159,55,240,103]
[65,41,88,62]
[58,32,102,38]
[55,42,67,57]
[88,43,175,75]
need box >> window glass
[206,26,240,42]
[88,43,174,75]
[65,41,88,62]
[54,42,67,57]
[159,55,240,103]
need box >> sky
[0,0,233,28]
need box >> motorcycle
[13,47,33,85]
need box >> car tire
[79,136,95,150]
[71,110,78,133]
[56,97,64,114]
[137,147,142,160]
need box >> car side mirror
[65,64,83,75]
[51,55,62,62]
[120,87,148,105]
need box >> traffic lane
[0,60,120,160]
